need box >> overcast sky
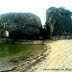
[0,0,72,25]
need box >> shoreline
[15,40,44,45]
[1,40,50,72]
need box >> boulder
[0,13,42,39]
[45,7,72,39]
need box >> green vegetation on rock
[45,7,72,39]
[0,7,72,40]
[0,13,42,40]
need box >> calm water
[0,43,44,71]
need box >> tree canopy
[0,12,42,39]
[45,7,72,39]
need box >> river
[0,43,45,71]
[1,40,72,72]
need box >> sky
[0,0,72,25]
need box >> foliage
[0,13,42,39]
[45,7,72,38]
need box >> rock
[1,30,9,38]
[45,7,72,39]
[0,13,42,39]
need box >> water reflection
[0,43,21,57]
[0,43,44,71]
[0,43,44,60]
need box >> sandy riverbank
[4,40,72,72]
[1,40,51,72]
[25,40,72,72]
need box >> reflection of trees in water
[0,44,21,57]
[0,44,44,59]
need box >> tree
[0,13,42,39]
[45,7,72,39]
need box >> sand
[3,40,72,72]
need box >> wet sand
[2,40,72,72]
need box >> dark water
[0,43,44,71]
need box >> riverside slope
[27,40,72,72]
[8,40,72,72]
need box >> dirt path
[26,40,72,72]
[8,40,72,72]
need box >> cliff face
[0,13,42,39]
[45,7,72,39]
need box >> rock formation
[0,13,42,39]
[45,7,72,39]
